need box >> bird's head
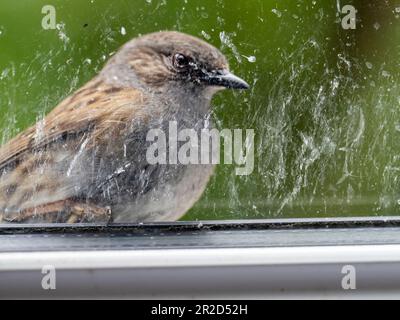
[103,31,249,96]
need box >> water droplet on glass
[242,55,256,63]
[120,26,126,35]
[219,31,242,63]
[271,9,282,18]
[373,22,381,30]
[365,62,373,69]
[201,30,211,40]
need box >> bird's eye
[172,53,190,69]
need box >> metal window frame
[2,217,400,299]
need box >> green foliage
[0,0,399,219]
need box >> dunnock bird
[0,31,249,223]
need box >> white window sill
[1,218,400,299]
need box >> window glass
[0,1,399,223]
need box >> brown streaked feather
[0,198,111,223]
[0,77,147,170]
[0,77,149,220]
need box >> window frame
[1,217,400,298]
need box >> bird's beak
[201,70,250,90]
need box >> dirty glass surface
[0,0,399,222]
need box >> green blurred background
[0,0,399,220]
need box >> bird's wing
[0,77,147,170]
[0,77,149,219]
